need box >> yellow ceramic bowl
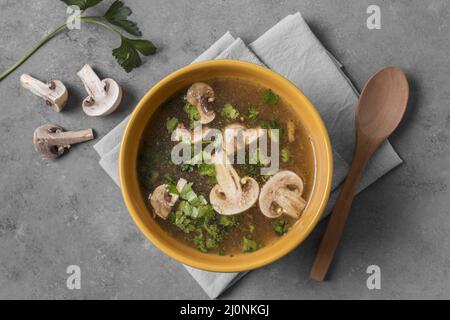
[119,60,333,272]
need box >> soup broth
[138,78,315,256]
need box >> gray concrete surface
[0,0,449,299]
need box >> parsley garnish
[247,106,259,120]
[0,0,157,81]
[242,236,263,253]
[221,103,240,120]
[261,89,279,105]
[184,102,201,128]
[198,163,216,178]
[169,183,238,253]
[272,219,290,236]
[281,148,290,163]
[166,117,179,134]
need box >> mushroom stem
[44,129,94,146]
[20,74,68,112]
[20,74,53,98]
[77,64,106,100]
[33,124,95,159]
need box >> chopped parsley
[180,163,194,172]
[184,102,201,128]
[219,215,239,227]
[166,117,178,134]
[272,219,290,236]
[281,148,290,163]
[249,224,255,233]
[261,89,279,106]
[242,236,263,253]
[169,183,239,253]
[221,103,240,120]
[198,163,216,178]
[247,106,259,120]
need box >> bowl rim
[119,60,333,272]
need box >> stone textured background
[0,0,449,299]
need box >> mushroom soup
[138,78,315,255]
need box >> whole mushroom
[209,156,259,215]
[20,74,68,112]
[186,82,216,124]
[77,64,122,116]
[259,171,307,219]
[33,124,94,159]
[149,178,187,219]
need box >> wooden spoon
[310,67,409,281]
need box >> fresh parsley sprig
[0,0,156,81]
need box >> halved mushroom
[33,124,94,159]
[186,82,216,124]
[259,171,307,219]
[77,64,122,116]
[149,178,187,219]
[209,159,259,215]
[20,74,68,112]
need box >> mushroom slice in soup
[259,171,307,219]
[186,82,216,124]
[209,157,259,215]
[149,178,187,219]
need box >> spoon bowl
[356,67,409,142]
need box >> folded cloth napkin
[94,12,402,299]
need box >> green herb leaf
[166,117,179,134]
[219,215,239,228]
[104,0,141,36]
[247,106,259,120]
[221,103,240,120]
[249,224,255,233]
[281,147,290,163]
[198,163,216,178]
[112,36,156,73]
[61,0,102,11]
[242,236,262,253]
[184,102,201,129]
[272,219,290,236]
[180,163,194,172]
[261,89,279,105]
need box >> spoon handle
[310,140,375,281]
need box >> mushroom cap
[33,124,65,159]
[186,82,216,124]
[33,124,94,159]
[149,184,175,220]
[149,178,187,219]
[259,170,307,219]
[45,80,69,112]
[209,161,259,215]
[81,78,122,116]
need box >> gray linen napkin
[94,12,402,299]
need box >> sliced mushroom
[259,170,307,219]
[186,82,216,124]
[20,74,68,112]
[77,64,122,116]
[209,159,259,215]
[149,178,187,219]
[33,124,94,159]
